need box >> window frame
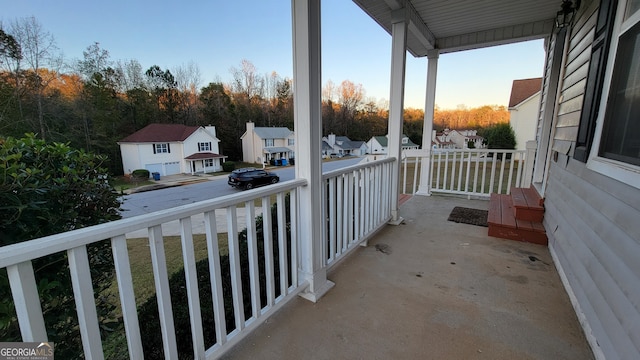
[204,159,214,167]
[265,139,275,147]
[155,143,169,154]
[198,142,212,152]
[587,1,640,189]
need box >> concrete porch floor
[222,195,593,360]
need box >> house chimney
[205,125,216,137]
[328,133,336,147]
[246,121,254,132]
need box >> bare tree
[174,61,202,125]
[322,79,336,102]
[9,17,63,140]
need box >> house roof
[335,136,362,150]
[322,141,333,151]
[120,124,200,143]
[508,78,543,108]
[372,135,418,148]
[253,127,293,139]
[353,0,559,57]
[184,152,227,160]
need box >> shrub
[0,134,122,359]
[222,161,235,172]
[132,169,150,179]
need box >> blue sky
[2,0,546,110]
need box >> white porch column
[292,0,334,302]
[387,8,408,224]
[417,49,439,196]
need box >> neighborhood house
[366,134,419,154]
[322,134,368,157]
[118,124,226,176]
[241,122,295,165]
[508,77,543,150]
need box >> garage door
[164,161,181,175]
[145,163,162,175]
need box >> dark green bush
[131,169,150,179]
[222,161,235,172]
[137,195,292,359]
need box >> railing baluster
[347,173,354,247]
[276,192,288,295]
[289,190,298,288]
[506,153,516,194]
[354,169,361,238]
[498,152,507,194]
[148,225,179,360]
[489,152,497,194]
[450,151,457,191]
[111,235,143,359]
[328,178,336,261]
[261,196,275,306]
[481,152,488,194]
[465,151,472,194]
[68,245,105,360]
[515,151,524,188]
[412,157,419,194]
[244,201,261,320]
[402,156,408,194]
[443,151,449,191]
[7,261,47,342]
[472,152,480,194]
[336,175,344,254]
[457,151,464,191]
[226,206,245,331]
[204,210,227,345]
[179,217,206,358]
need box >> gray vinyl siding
[545,155,640,359]
[552,0,599,155]
[544,1,640,358]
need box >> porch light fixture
[556,0,580,28]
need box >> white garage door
[164,161,181,175]
[145,163,162,176]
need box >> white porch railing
[402,148,535,198]
[1,159,394,360]
[323,157,394,268]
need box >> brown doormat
[447,206,489,227]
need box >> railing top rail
[322,157,395,180]
[431,148,525,154]
[0,178,307,268]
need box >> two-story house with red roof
[118,124,226,176]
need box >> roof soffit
[353,0,561,56]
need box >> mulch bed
[447,206,489,227]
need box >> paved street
[120,157,363,237]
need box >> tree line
[1,17,509,175]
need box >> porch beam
[437,19,555,54]
[384,0,435,50]
[292,0,334,302]
[387,9,408,224]
[417,49,439,196]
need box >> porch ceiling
[352,0,561,56]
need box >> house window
[154,143,169,154]
[204,159,214,167]
[587,1,640,188]
[198,142,211,151]
[288,138,295,146]
[402,138,408,144]
[265,139,274,147]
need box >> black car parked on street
[228,168,279,190]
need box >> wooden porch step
[488,194,548,246]
[510,187,544,222]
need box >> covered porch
[223,195,592,359]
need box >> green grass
[111,176,154,193]
[106,233,229,307]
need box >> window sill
[587,156,640,190]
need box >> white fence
[1,159,394,359]
[402,148,535,198]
